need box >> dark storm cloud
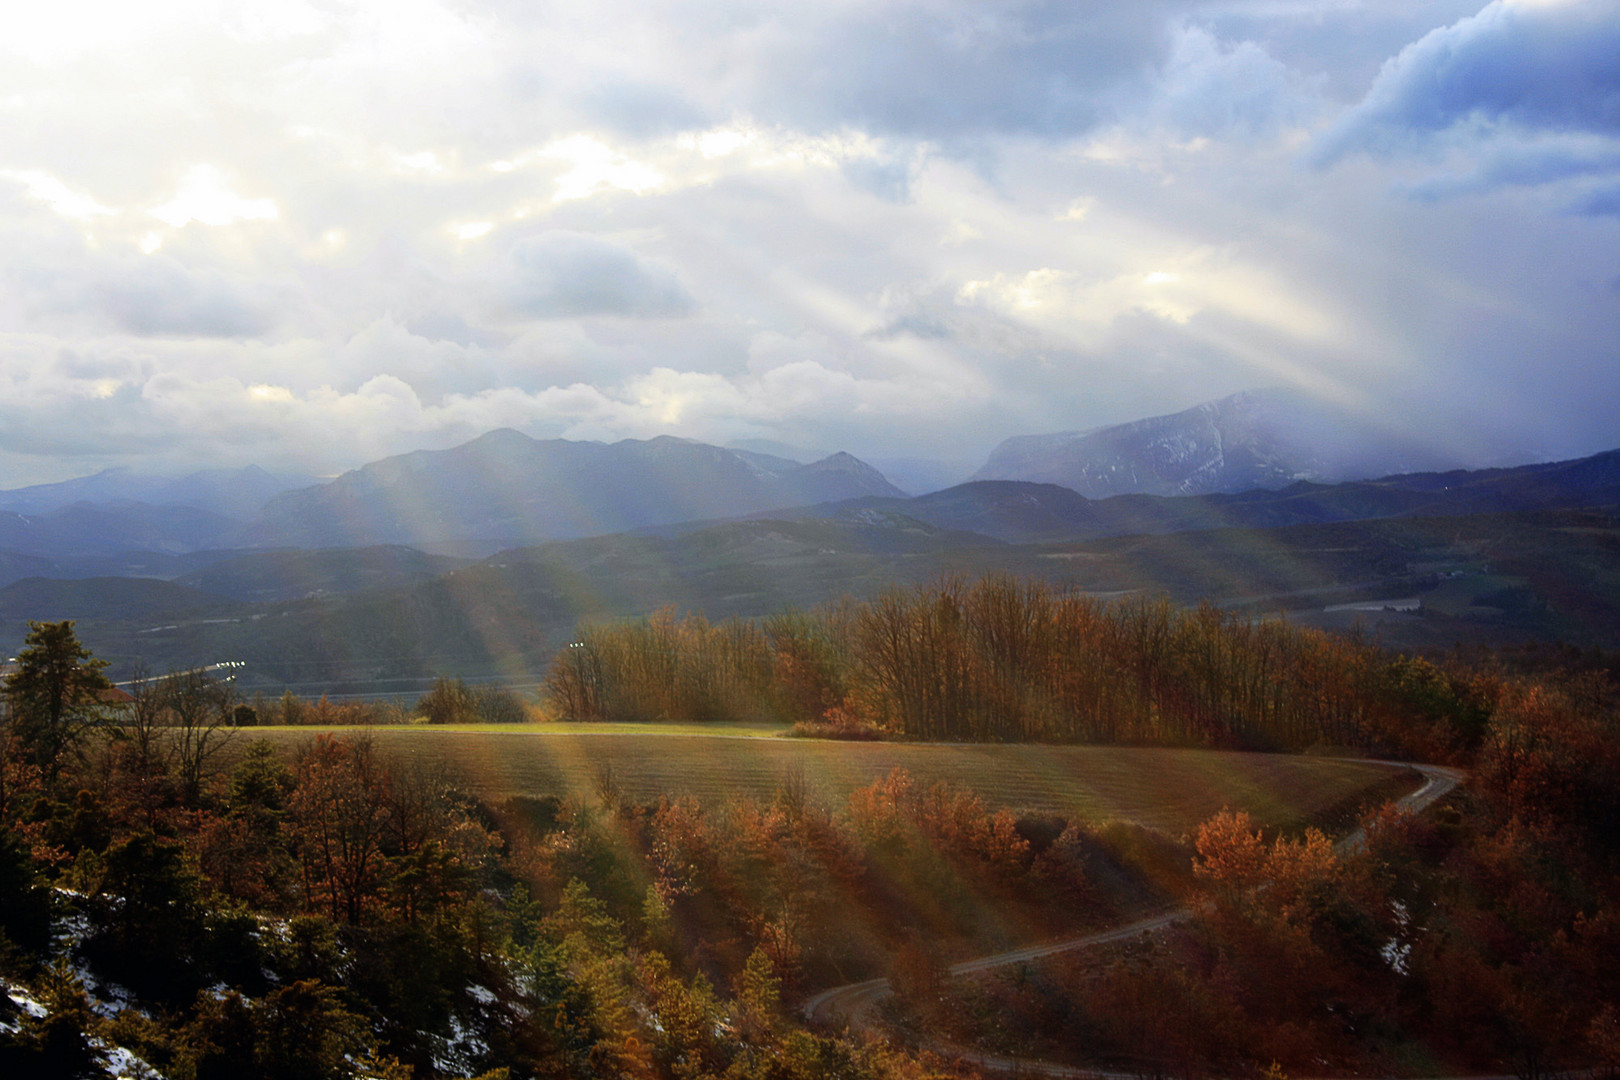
[1315,0,1620,165]
[506,232,694,319]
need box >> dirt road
[801,760,1465,1075]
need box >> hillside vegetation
[2,615,1618,1077]
[543,577,1483,761]
[3,505,1615,698]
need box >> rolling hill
[0,502,243,560]
[173,546,473,603]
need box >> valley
[4,503,1616,694]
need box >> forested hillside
[2,612,1619,1077]
[543,577,1484,760]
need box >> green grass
[229,728,1414,835]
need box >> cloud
[1,169,117,221]
[149,165,279,228]
[1401,133,1620,200]
[1137,24,1313,139]
[1314,0,1620,164]
[740,1,1188,138]
[87,258,283,337]
[572,81,709,138]
[841,153,918,202]
[479,1,1193,143]
[6,254,285,338]
[1572,181,1620,216]
[1,0,1618,488]
[505,232,694,319]
[953,248,1342,349]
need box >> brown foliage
[541,577,1494,758]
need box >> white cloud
[543,135,668,202]
[1138,24,1315,137]
[0,0,1616,486]
[955,247,1341,345]
[149,165,279,228]
[1,169,116,221]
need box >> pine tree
[2,621,112,780]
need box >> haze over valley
[5,390,1620,693]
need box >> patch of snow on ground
[53,904,144,1018]
[95,1039,164,1079]
[4,983,163,1077]
[7,984,48,1019]
[430,1009,491,1076]
[4,982,48,1033]
[70,955,140,1019]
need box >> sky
[1,0,1618,487]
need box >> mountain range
[247,431,907,550]
[974,388,1461,498]
[0,434,906,559]
[1,388,1613,576]
[794,448,1620,543]
[0,389,1552,561]
[0,503,242,559]
[0,438,1618,691]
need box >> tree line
[544,577,1486,759]
[241,678,532,728]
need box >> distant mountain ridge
[3,421,1614,584]
[246,430,906,549]
[975,388,1458,497]
[6,446,1620,688]
[0,465,314,519]
[809,447,1620,542]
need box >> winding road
[801,759,1465,1075]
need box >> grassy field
[232,726,1416,835]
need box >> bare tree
[163,668,236,804]
[115,665,175,827]
[120,666,167,772]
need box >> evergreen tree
[2,621,112,780]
